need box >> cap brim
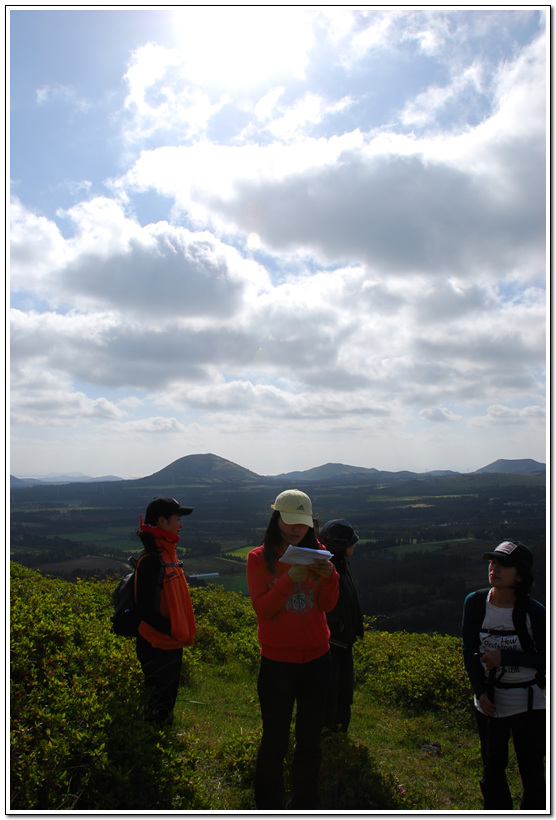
[279,511,314,527]
[483,552,513,566]
[178,506,195,516]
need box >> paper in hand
[279,545,333,565]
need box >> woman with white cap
[461,540,545,809]
[247,489,339,809]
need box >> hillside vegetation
[11,457,546,638]
[10,563,528,811]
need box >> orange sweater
[135,536,196,650]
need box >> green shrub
[189,584,259,669]
[10,564,202,810]
[215,728,260,787]
[10,562,482,811]
[354,629,472,716]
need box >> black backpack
[111,551,168,637]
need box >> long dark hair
[262,510,320,572]
[514,565,534,596]
[331,551,349,574]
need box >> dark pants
[136,634,183,725]
[475,708,546,810]
[254,652,332,810]
[324,644,354,732]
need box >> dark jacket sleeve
[327,570,364,647]
[461,591,487,700]
[135,553,171,634]
[499,597,546,672]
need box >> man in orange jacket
[134,497,196,725]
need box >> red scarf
[139,516,179,544]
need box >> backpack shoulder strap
[472,588,489,633]
[512,594,534,651]
[474,587,534,651]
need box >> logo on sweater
[286,584,315,613]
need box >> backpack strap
[512,593,534,651]
[472,588,489,637]
[473,588,534,651]
[474,587,541,706]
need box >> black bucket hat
[320,519,359,553]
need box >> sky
[8,7,548,479]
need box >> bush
[189,584,260,669]
[354,629,472,716]
[10,564,202,810]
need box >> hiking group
[117,490,546,810]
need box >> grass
[12,565,535,812]
[225,545,254,559]
[168,653,527,812]
[178,660,259,743]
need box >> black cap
[320,519,359,553]
[145,497,194,524]
[483,540,533,569]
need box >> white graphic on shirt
[480,630,521,674]
[286,583,315,613]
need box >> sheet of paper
[279,545,333,565]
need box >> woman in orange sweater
[134,496,196,725]
[247,489,339,809]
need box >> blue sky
[9,7,547,479]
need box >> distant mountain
[11,454,545,489]
[10,475,45,487]
[132,453,260,485]
[274,462,461,484]
[10,473,123,486]
[273,462,380,482]
[473,459,545,476]
[426,470,460,477]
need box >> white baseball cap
[271,489,314,527]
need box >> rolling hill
[473,458,546,476]
[10,454,546,487]
[131,453,261,485]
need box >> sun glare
[247,232,261,251]
[168,8,314,89]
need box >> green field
[389,537,475,557]
[226,546,254,559]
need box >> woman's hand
[478,692,496,716]
[481,650,502,670]
[308,559,334,579]
[288,565,308,583]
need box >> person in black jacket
[461,540,545,810]
[320,519,364,732]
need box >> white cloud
[419,407,462,424]
[36,83,91,112]
[168,7,315,86]
[10,365,124,427]
[11,198,273,319]
[9,9,547,477]
[107,416,187,435]
[470,404,545,428]
[253,92,354,142]
[111,29,545,283]
[123,43,231,143]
